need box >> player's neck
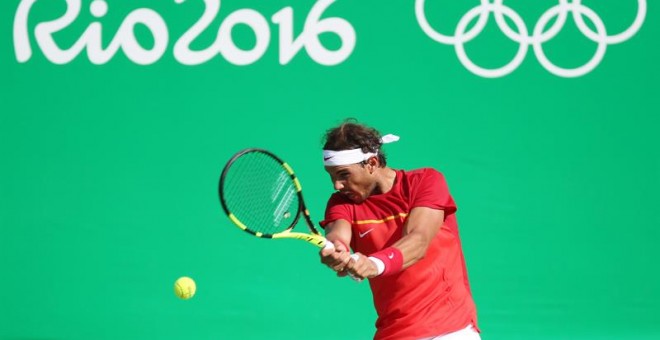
[372,167,396,195]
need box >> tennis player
[319,121,480,340]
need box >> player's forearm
[324,219,352,251]
[364,230,432,277]
[392,231,432,269]
[392,207,444,269]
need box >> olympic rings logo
[415,0,646,78]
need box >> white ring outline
[415,0,647,78]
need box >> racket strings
[222,152,300,235]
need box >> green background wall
[1,1,658,339]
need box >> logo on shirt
[387,252,394,259]
[358,228,374,238]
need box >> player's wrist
[367,256,385,275]
[368,247,403,276]
[334,239,350,252]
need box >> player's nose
[334,181,344,191]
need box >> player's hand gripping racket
[218,148,360,281]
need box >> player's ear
[367,156,379,173]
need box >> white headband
[322,134,400,166]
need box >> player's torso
[345,169,478,339]
[349,170,411,253]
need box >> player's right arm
[320,219,353,275]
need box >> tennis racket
[218,148,360,280]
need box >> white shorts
[420,324,481,340]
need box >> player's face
[325,162,376,203]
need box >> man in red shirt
[319,121,480,340]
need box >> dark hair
[322,119,387,166]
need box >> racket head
[219,148,306,238]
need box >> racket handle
[323,241,362,282]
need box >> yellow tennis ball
[174,276,196,300]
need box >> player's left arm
[347,169,452,279]
[346,207,444,278]
[393,206,444,268]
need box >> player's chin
[353,197,367,204]
[346,194,365,203]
